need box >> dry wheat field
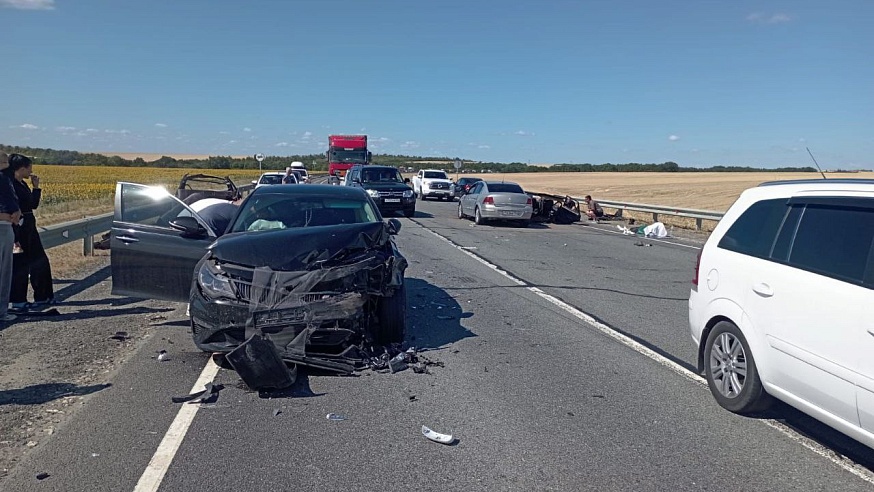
[28,165,871,277]
[32,165,873,227]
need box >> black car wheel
[516,220,530,228]
[474,207,486,225]
[457,202,466,219]
[375,284,407,345]
[418,193,426,201]
[703,321,772,414]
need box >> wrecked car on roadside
[109,183,408,364]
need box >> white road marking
[418,222,874,486]
[134,357,221,492]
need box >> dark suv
[345,164,416,217]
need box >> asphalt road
[2,198,873,491]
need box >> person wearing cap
[0,152,22,324]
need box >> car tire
[418,193,426,201]
[703,321,772,414]
[404,207,415,218]
[475,207,485,225]
[375,283,407,345]
[516,220,530,228]
[457,202,466,219]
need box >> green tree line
[0,144,818,173]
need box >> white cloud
[219,131,229,135]
[668,135,680,141]
[242,127,252,132]
[275,142,289,147]
[514,130,535,136]
[56,126,76,132]
[104,129,131,134]
[0,0,55,10]
[18,123,39,130]
[374,137,389,143]
[798,137,806,143]
[86,128,100,133]
[400,141,419,149]
[302,131,312,140]
[478,145,491,149]
[155,123,167,128]
[747,12,793,24]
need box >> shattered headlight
[197,261,236,299]
[403,190,413,198]
[366,189,380,198]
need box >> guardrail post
[652,212,659,222]
[83,235,93,256]
[695,218,703,231]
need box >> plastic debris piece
[36,473,50,480]
[273,408,282,417]
[171,383,224,404]
[226,335,296,391]
[422,425,455,445]
[411,363,429,374]
[437,315,453,320]
[408,395,418,402]
[326,413,346,421]
[157,350,170,361]
[109,331,129,341]
[389,353,408,373]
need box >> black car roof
[352,164,400,171]
[251,184,368,198]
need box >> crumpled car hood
[209,222,393,271]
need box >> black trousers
[10,215,54,303]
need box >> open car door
[111,182,217,302]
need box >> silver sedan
[457,181,533,227]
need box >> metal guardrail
[592,199,724,230]
[530,191,725,230]
[38,183,256,254]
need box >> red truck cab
[327,135,370,177]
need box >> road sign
[453,159,462,169]
[255,153,265,162]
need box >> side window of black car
[718,198,788,258]
[787,203,874,284]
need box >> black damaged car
[110,183,408,360]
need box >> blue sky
[2,0,872,168]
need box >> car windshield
[488,183,524,193]
[424,171,448,179]
[229,194,380,232]
[361,168,402,183]
[329,150,368,164]
[259,175,283,185]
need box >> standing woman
[3,154,56,311]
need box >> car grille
[232,280,339,305]
[430,182,448,190]
[378,191,405,198]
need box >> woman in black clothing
[3,154,55,311]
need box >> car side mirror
[353,177,361,183]
[251,180,257,185]
[404,178,411,184]
[386,218,402,235]
[169,216,208,238]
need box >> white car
[253,172,296,188]
[689,178,874,450]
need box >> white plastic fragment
[326,413,346,421]
[421,425,454,445]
